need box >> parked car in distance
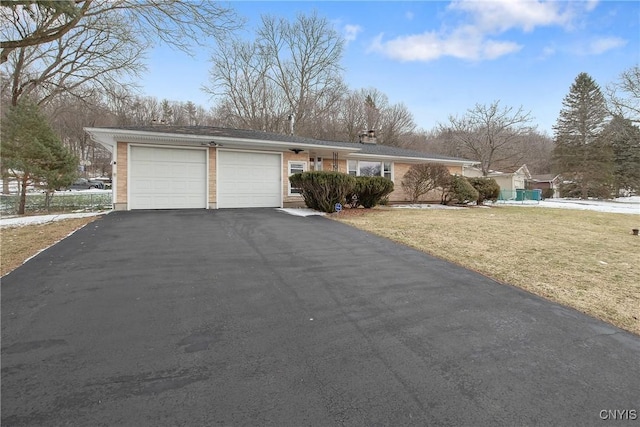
[68,178,105,190]
[91,176,112,189]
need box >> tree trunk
[2,166,9,194]
[18,175,28,214]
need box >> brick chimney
[359,129,377,144]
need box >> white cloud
[369,26,521,62]
[540,45,556,59]
[448,0,575,33]
[585,0,599,12]
[344,24,363,44]
[586,36,627,54]
[368,0,598,63]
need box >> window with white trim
[347,160,393,180]
[288,161,307,195]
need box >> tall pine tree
[553,72,612,199]
[602,115,640,195]
[1,100,78,214]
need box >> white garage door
[129,146,207,209]
[217,151,281,208]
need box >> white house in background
[463,165,532,198]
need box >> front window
[359,161,382,177]
[288,161,307,195]
[348,160,393,180]
[348,160,357,176]
[383,162,392,179]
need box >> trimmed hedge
[443,175,478,205]
[348,176,394,208]
[289,171,356,213]
[467,177,500,205]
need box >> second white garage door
[217,151,281,208]
[129,146,207,209]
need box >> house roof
[466,164,532,179]
[85,125,476,165]
[530,174,560,182]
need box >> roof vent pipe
[288,113,295,136]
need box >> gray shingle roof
[99,125,473,163]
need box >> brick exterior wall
[115,142,128,208]
[391,163,463,204]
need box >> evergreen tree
[602,116,640,195]
[553,72,612,199]
[1,100,78,214]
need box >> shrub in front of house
[401,163,451,204]
[442,175,479,205]
[289,171,356,213]
[348,176,394,208]
[467,177,500,205]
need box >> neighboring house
[84,126,476,210]
[463,164,532,200]
[527,174,561,198]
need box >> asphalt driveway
[2,209,639,426]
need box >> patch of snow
[614,196,640,204]
[498,198,639,215]
[277,208,326,217]
[392,198,639,215]
[0,210,110,228]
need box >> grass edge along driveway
[334,206,640,335]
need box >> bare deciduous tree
[439,101,535,175]
[1,0,92,63]
[207,39,286,131]
[378,102,416,147]
[207,11,346,136]
[401,163,451,203]
[336,88,416,145]
[2,10,146,107]
[607,65,640,124]
[1,0,240,64]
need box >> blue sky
[142,1,639,135]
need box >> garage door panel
[218,151,281,208]
[130,146,206,210]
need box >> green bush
[443,175,478,205]
[348,176,394,208]
[467,177,500,205]
[289,171,356,213]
